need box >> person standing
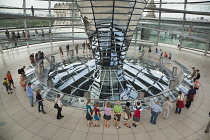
[194,79,201,91]
[177,41,181,50]
[155,48,158,57]
[162,97,173,119]
[123,102,131,128]
[18,66,26,75]
[5,30,10,39]
[31,6,34,16]
[148,47,151,57]
[193,69,200,82]
[20,73,26,91]
[6,71,15,88]
[82,42,86,53]
[55,94,64,119]
[132,101,143,127]
[113,101,122,129]
[159,49,163,58]
[205,112,210,133]
[75,44,79,54]
[3,77,13,94]
[26,83,34,107]
[104,102,112,128]
[190,67,196,80]
[85,41,89,53]
[138,45,141,52]
[66,44,70,56]
[185,86,196,109]
[86,99,93,127]
[36,89,46,114]
[17,31,20,40]
[59,46,63,56]
[35,30,38,39]
[175,91,184,114]
[93,103,100,127]
[150,101,162,124]
[22,30,26,39]
[27,31,30,38]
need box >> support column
[49,0,52,45]
[180,0,187,49]
[204,31,210,56]
[39,66,44,75]
[172,67,178,76]
[71,0,74,43]
[156,0,162,45]
[51,56,55,63]
[47,79,53,88]
[169,80,175,89]
[23,0,29,48]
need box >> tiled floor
[0,42,210,140]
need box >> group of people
[85,100,143,128]
[29,51,45,63]
[59,43,82,57]
[139,46,172,64]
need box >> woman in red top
[6,71,15,88]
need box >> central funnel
[77,0,148,100]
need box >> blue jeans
[28,96,34,105]
[38,101,44,112]
[175,106,182,114]
[150,111,158,124]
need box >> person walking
[168,53,172,64]
[104,102,112,128]
[185,86,196,109]
[31,6,34,16]
[17,31,20,40]
[162,97,173,119]
[22,30,26,39]
[20,73,26,91]
[132,101,143,127]
[59,46,63,56]
[66,44,70,56]
[82,42,86,53]
[42,30,45,39]
[3,77,13,94]
[175,91,184,114]
[35,30,38,39]
[93,103,100,127]
[177,41,181,50]
[55,94,64,119]
[6,71,15,88]
[205,112,210,133]
[36,89,46,114]
[124,102,132,128]
[86,99,93,127]
[113,101,122,129]
[26,83,34,107]
[75,44,79,54]
[150,101,162,125]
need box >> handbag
[54,103,59,109]
[176,100,181,106]
[20,81,26,86]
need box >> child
[132,101,143,127]
[104,102,112,128]
[3,77,13,94]
[93,103,100,127]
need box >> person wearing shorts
[133,101,143,127]
[113,101,122,129]
[86,99,93,127]
[6,71,15,88]
[104,102,112,128]
[93,103,100,127]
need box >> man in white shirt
[150,101,162,125]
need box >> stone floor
[0,41,210,140]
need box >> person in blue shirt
[26,83,34,107]
[150,101,162,125]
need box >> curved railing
[25,50,191,110]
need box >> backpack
[134,107,141,117]
[18,69,22,74]
[3,81,8,87]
